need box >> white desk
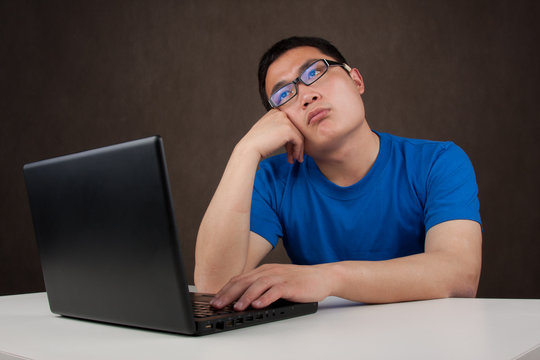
[1,292,540,360]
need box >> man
[194,36,482,311]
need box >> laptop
[23,136,317,335]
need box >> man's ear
[349,68,365,95]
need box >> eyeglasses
[268,59,351,108]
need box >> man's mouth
[307,108,330,126]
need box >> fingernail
[234,301,243,310]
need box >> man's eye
[307,69,319,79]
[273,89,291,105]
[271,84,296,106]
[280,90,291,99]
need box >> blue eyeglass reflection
[268,59,350,108]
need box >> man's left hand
[209,263,333,311]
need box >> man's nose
[299,86,321,108]
[303,95,319,108]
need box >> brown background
[1,0,539,298]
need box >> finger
[211,265,272,308]
[285,142,294,164]
[291,132,304,163]
[298,136,304,162]
[251,285,285,309]
[233,276,276,311]
[294,140,304,163]
[211,277,251,309]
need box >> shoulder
[377,131,477,197]
[378,131,469,167]
[380,131,454,154]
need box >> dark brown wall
[1,0,539,298]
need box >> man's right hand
[238,109,305,164]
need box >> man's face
[265,46,367,156]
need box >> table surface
[1,292,540,360]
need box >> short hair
[258,36,348,111]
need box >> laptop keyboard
[192,299,237,318]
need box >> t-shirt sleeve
[250,161,284,248]
[424,143,482,231]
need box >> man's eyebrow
[269,58,319,95]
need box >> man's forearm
[194,143,261,292]
[324,220,481,303]
[195,109,306,293]
[324,252,480,304]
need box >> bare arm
[330,220,482,303]
[194,110,304,293]
[210,220,482,309]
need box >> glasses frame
[268,59,352,109]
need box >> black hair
[258,36,348,111]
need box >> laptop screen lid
[23,136,197,334]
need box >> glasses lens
[300,60,328,85]
[270,83,296,107]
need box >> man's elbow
[447,264,481,298]
[451,282,478,298]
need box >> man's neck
[311,122,380,187]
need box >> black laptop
[23,136,317,335]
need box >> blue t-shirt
[250,131,481,265]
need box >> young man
[195,37,482,311]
